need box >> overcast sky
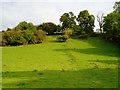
[0,0,119,31]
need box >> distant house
[54,31,63,35]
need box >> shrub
[57,35,68,42]
[34,30,46,43]
[2,29,46,46]
[64,28,73,37]
[22,30,34,44]
[90,32,100,37]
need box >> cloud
[0,1,116,30]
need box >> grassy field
[2,36,118,88]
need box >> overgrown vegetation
[1,2,120,46]
[2,21,46,46]
[37,22,57,35]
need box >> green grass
[2,36,118,88]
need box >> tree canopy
[102,1,120,44]
[113,1,120,13]
[103,11,120,43]
[37,22,57,35]
[77,10,95,35]
[60,12,76,29]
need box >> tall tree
[97,12,104,33]
[103,2,120,44]
[77,10,95,35]
[103,11,120,43]
[60,12,76,29]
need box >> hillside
[2,36,118,88]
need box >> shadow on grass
[54,48,118,57]
[2,68,118,88]
[52,37,118,58]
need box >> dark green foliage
[90,32,100,37]
[78,31,88,39]
[15,21,37,32]
[60,11,95,39]
[37,22,57,35]
[113,1,120,13]
[56,25,62,32]
[103,11,120,44]
[77,10,95,35]
[60,12,76,29]
[73,25,82,36]
[22,30,34,44]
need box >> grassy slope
[2,36,118,88]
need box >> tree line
[103,2,120,44]
[1,1,120,46]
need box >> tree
[56,25,62,32]
[37,22,57,35]
[73,25,81,36]
[15,21,37,32]
[103,2,120,44]
[113,1,120,13]
[103,11,120,43]
[77,10,95,35]
[60,12,76,29]
[97,12,104,33]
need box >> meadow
[2,36,118,88]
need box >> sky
[0,0,119,31]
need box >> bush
[57,35,68,42]
[64,28,73,37]
[34,30,46,43]
[2,29,46,46]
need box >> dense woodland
[1,2,120,46]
